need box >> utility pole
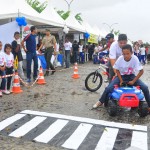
[64,0,74,11]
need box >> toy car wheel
[138,102,148,117]
[107,100,118,117]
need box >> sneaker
[104,79,109,83]
[26,79,31,83]
[93,101,103,109]
[2,90,10,95]
[0,91,2,97]
[51,70,56,75]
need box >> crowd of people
[0,25,150,112]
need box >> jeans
[73,51,78,63]
[65,50,70,68]
[44,47,55,71]
[79,52,84,63]
[141,55,145,64]
[18,61,25,79]
[107,61,115,83]
[26,52,38,79]
[0,70,6,90]
[99,74,150,107]
[6,67,13,90]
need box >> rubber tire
[138,102,148,117]
[107,100,118,117]
[85,72,103,92]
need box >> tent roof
[39,0,65,27]
[0,0,64,27]
[81,21,95,35]
[65,13,85,33]
[93,25,101,36]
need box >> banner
[0,21,20,51]
[88,34,98,44]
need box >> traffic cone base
[37,67,46,85]
[12,72,23,94]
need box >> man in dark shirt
[72,40,79,63]
[21,26,38,83]
[12,32,25,79]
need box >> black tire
[138,102,148,117]
[85,72,103,92]
[107,100,118,117]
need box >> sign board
[88,34,98,44]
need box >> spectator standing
[21,26,38,83]
[12,32,25,79]
[79,42,84,63]
[38,29,56,76]
[0,41,10,96]
[4,44,14,92]
[72,40,79,63]
[64,39,72,68]
[140,44,146,65]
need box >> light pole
[103,23,118,32]
[64,0,74,11]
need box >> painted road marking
[95,127,119,150]
[0,114,26,131]
[0,110,148,150]
[9,116,46,138]
[62,123,93,149]
[131,131,148,150]
[34,119,69,143]
[20,110,147,132]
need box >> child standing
[140,44,146,65]
[4,44,14,92]
[93,44,150,111]
[0,42,10,96]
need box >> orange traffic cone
[72,63,80,79]
[12,72,23,94]
[37,67,46,85]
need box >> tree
[26,0,48,13]
[75,13,83,22]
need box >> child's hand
[128,80,135,85]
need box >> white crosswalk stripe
[9,116,46,138]
[0,114,26,131]
[0,110,148,150]
[62,123,93,150]
[95,127,119,150]
[34,119,69,143]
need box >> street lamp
[64,0,74,11]
[103,23,118,32]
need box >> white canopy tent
[81,21,96,35]
[65,13,86,33]
[0,0,64,27]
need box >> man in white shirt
[64,38,72,68]
[93,44,150,110]
[108,34,128,82]
[140,44,146,65]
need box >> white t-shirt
[113,55,143,75]
[5,53,14,68]
[140,48,145,55]
[79,45,83,52]
[109,41,122,59]
[0,51,6,66]
[64,42,72,51]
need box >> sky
[39,0,150,42]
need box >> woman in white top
[64,39,72,68]
[4,44,14,92]
[140,44,146,65]
[79,42,84,63]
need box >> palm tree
[26,0,48,13]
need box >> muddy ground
[0,62,150,150]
